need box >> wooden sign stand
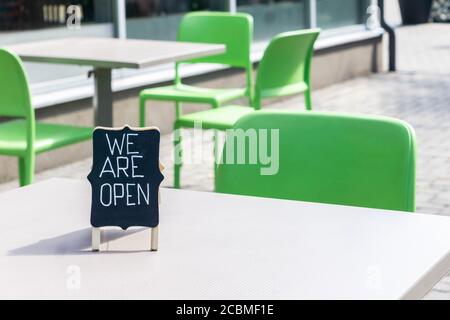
[91,226,159,251]
[88,125,164,252]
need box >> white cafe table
[5,38,225,127]
[1,178,450,300]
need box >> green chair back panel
[0,48,33,118]
[255,29,320,101]
[177,12,253,68]
[216,111,416,212]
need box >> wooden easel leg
[92,228,101,252]
[151,227,158,251]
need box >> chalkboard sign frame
[87,125,164,252]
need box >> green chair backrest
[216,111,416,212]
[177,11,253,68]
[0,48,35,154]
[254,29,320,109]
[0,48,34,119]
[176,12,253,95]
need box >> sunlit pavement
[1,23,449,299]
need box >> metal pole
[114,0,127,39]
[379,0,396,72]
[309,0,317,28]
[229,0,237,13]
[93,68,113,127]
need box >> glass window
[126,0,229,40]
[237,0,309,41]
[317,0,370,30]
[0,0,113,32]
[0,0,377,99]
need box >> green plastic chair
[0,48,92,186]
[173,29,320,188]
[139,11,254,127]
[216,111,416,212]
[254,28,320,110]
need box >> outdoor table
[1,178,450,299]
[6,37,225,127]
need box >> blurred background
[0,0,449,213]
[0,0,449,299]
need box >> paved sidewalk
[1,23,449,299]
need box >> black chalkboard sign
[88,126,164,231]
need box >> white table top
[5,37,225,69]
[1,178,450,300]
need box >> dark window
[0,0,113,32]
[126,0,228,18]
[237,0,308,41]
[125,0,228,40]
[317,0,370,29]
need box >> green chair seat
[176,106,254,130]
[0,120,92,156]
[140,84,246,106]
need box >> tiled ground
[1,23,449,299]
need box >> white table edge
[401,251,450,299]
[5,41,225,70]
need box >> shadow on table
[8,227,149,256]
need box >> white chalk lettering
[131,155,144,178]
[100,183,112,206]
[137,183,150,205]
[97,132,155,208]
[113,183,125,206]
[116,156,129,178]
[126,133,139,155]
[98,183,151,207]
[106,133,125,155]
[126,183,136,206]
[99,157,116,178]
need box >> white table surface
[5,37,225,69]
[4,37,225,127]
[1,178,450,300]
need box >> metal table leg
[93,67,113,127]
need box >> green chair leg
[18,157,26,186]
[305,88,312,111]
[139,96,147,127]
[213,129,220,180]
[175,101,183,119]
[173,125,183,189]
[18,154,35,187]
[174,102,183,188]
